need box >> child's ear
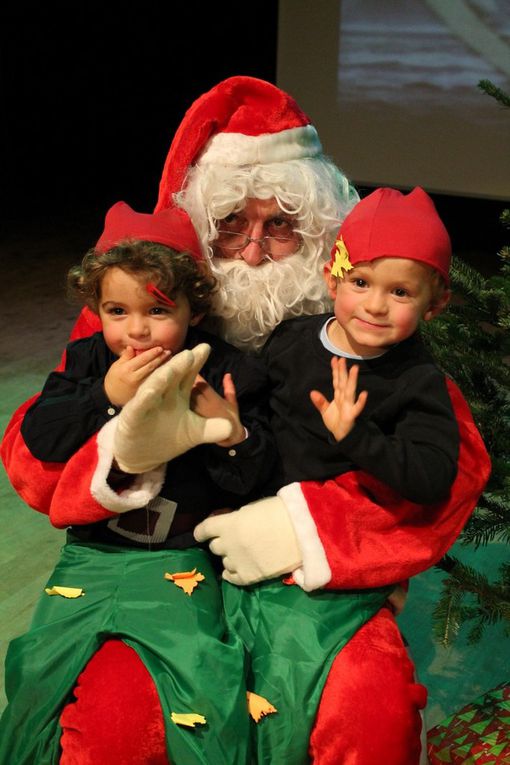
[423,289,451,322]
[323,263,339,300]
[190,312,205,327]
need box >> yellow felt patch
[247,691,278,723]
[331,236,354,277]
[171,712,207,727]
[45,586,84,599]
[164,568,205,596]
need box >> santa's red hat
[95,201,202,261]
[330,187,451,283]
[155,76,322,212]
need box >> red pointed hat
[330,187,451,283]
[95,201,202,260]
[155,76,322,212]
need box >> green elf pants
[0,541,250,765]
[224,579,393,765]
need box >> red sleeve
[1,395,64,516]
[299,379,491,589]
[2,410,164,528]
[1,402,118,527]
[1,307,111,526]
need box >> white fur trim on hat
[278,482,332,591]
[199,125,322,167]
[91,417,165,513]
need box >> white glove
[113,343,232,473]
[194,496,302,585]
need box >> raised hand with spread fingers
[310,356,368,442]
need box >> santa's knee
[59,640,169,765]
[310,608,426,765]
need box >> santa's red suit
[1,350,490,765]
[1,77,491,764]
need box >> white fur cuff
[91,418,165,513]
[278,482,331,591]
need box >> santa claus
[1,77,490,764]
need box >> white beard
[204,252,332,351]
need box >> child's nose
[364,291,388,314]
[127,316,150,337]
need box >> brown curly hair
[67,239,216,317]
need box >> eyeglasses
[215,230,302,257]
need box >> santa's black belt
[67,527,198,551]
[67,500,202,551]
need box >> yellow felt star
[45,586,84,599]
[164,568,205,596]
[247,691,278,723]
[331,236,353,277]
[171,712,207,727]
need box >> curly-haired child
[0,201,276,765]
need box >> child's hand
[208,507,234,517]
[104,346,171,406]
[310,356,368,442]
[191,373,246,447]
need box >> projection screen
[277,0,510,200]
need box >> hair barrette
[146,283,176,307]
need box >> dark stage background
[1,1,507,267]
[1,2,279,223]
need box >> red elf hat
[95,201,203,261]
[155,76,322,212]
[330,187,451,283]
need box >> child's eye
[352,278,368,288]
[150,306,170,316]
[108,307,125,315]
[393,288,409,298]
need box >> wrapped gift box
[428,683,510,764]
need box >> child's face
[98,267,198,357]
[325,257,447,356]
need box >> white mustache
[208,251,332,351]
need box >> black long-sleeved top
[22,328,276,548]
[263,314,459,505]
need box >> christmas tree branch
[478,79,510,108]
